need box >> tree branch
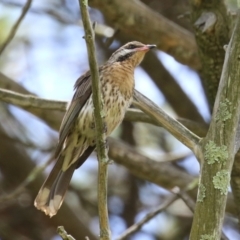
[190,10,240,240]
[79,0,111,239]
[125,109,208,137]
[57,226,76,240]
[0,0,32,55]
[0,88,67,110]
[133,90,201,153]
[189,0,229,106]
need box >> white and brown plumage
[34,41,156,217]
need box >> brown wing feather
[55,70,92,157]
[55,66,105,158]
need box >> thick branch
[190,10,240,240]
[190,0,229,106]
[133,90,201,152]
[0,88,67,110]
[79,0,111,239]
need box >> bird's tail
[34,155,77,217]
[34,146,95,217]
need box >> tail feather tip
[34,188,62,217]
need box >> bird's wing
[55,70,93,157]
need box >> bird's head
[108,41,156,67]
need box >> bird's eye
[126,44,137,49]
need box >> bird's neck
[109,62,135,98]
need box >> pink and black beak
[147,44,157,49]
[136,44,157,52]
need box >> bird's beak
[136,44,157,52]
[147,44,157,49]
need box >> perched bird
[34,41,156,217]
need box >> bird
[34,41,156,217]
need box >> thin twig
[171,187,195,213]
[133,90,201,152]
[79,0,111,239]
[0,156,53,203]
[57,226,76,240]
[116,187,181,240]
[116,184,198,240]
[1,0,76,25]
[0,0,32,55]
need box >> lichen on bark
[216,98,232,122]
[213,170,230,195]
[200,234,214,240]
[197,183,206,202]
[204,141,228,164]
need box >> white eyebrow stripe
[108,49,134,63]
